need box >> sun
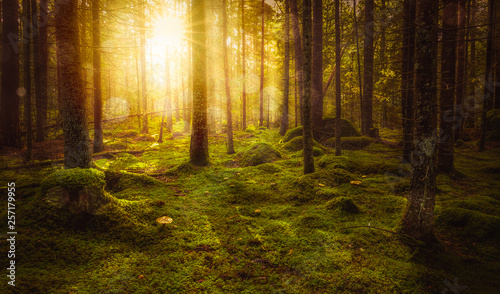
[152,15,185,47]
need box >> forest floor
[1,120,499,293]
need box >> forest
[1,0,500,293]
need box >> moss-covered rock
[104,170,164,192]
[318,155,353,170]
[324,136,375,150]
[322,117,362,138]
[255,163,282,173]
[235,142,282,167]
[282,136,326,152]
[436,208,500,241]
[283,126,304,142]
[326,197,360,213]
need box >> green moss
[436,208,500,241]
[326,197,360,213]
[245,124,257,133]
[318,155,353,170]
[282,136,326,153]
[325,136,375,150]
[41,168,106,192]
[255,163,282,173]
[107,153,146,171]
[105,170,164,192]
[235,142,282,167]
[322,117,362,137]
[164,161,197,176]
[283,126,304,142]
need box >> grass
[0,123,499,293]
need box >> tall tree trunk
[399,0,438,244]
[241,0,247,131]
[34,0,48,142]
[455,0,466,141]
[92,0,104,153]
[24,0,32,161]
[494,0,500,109]
[259,0,265,127]
[468,0,477,128]
[140,1,148,134]
[380,0,387,129]
[190,0,209,166]
[479,0,494,152]
[166,49,173,132]
[353,0,363,128]
[312,0,323,140]
[401,0,416,163]
[1,0,21,148]
[437,0,458,173]
[362,0,374,136]
[335,0,341,156]
[280,0,290,136]
[290,0,304,125]
[223,0,235,154]
[302,0,314,174]
[55,0,92,168]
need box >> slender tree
[280,0,290,136]
[223,0,235,154]
[93,0,104,153]
[302,0,314,174]
[455,0,466,141]
[140,0,148,134]
[1,0,20,148]
[437,0,458,173]
[479,0,494,152]
[311,0,323,140]
[335,0,341,156]
[190,0,209,166]
[400,0,439,244]
[290,0,304,125]
[401,0,416,163]
[259,0,265,127]
[362,0,374,136]
[241,0,247,131]
[34,0,48,142]
[55,0,92,168]
[23,0,32,161]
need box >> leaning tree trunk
[302,0,314,174]
[399,0,439,244]
[311,0,323,140]
[1,0,21,148]
[190,0,209,166]
[280,0,290,136]
[55,0,92,168]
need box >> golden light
[152,15,185,47]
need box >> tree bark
[399,0,438,244]
[190,0,209,166]
[34,0,48,142]
[312,0,323,140]
[259,0,265,127]
[437,0,458,173]
[362,0,374,136]
[241,0,247,131]
[290,0,304,125]
[401,0,416,163]
[223,0,235,154]
[479,0,494,152]
[280,0,290,136]
[1,0,21,148]
[24,0,32,161]
[140,1,148,134]
[335,0,341,157]
[455,0,466,141]
[302,0,314,174]
[55,0,92,168]
[92,0,104,153]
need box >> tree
[362,0,374,136]
[302,0,314,174]
[399,0,438,244]
[311,0,323,140]
[437,0,458,173]
[93,0,104,153]
[280,0,290,136]
[334,0,341,156]
[455,0,466,141]
[140,1,148,134]
[1,0,20,148]
[23,0,32,161]
[223,0,235,154]
[34,0,48,142]
[401,0,416,163]
[290,0,304,125]
[479,0,494,152]
[55,0,92,168]
[259,0,265,127]
[241,0,247,130]
[190,0,209,166]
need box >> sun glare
[152,15,185,47]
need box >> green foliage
[235,142,282,167]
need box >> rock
[236,143,282,167]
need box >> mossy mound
[165,161,197,176]
[282,136,326,152]
[326,197,360,214]
[318,155,354,170]
[322,117,362,138]
[255,163,282,174]
[324,136,375,150]
[104,170,164,192]
[106,153,146,170]
[283,126,304,142]
[223,179,271,204]
[235,142,282,167]
[436,208,500,242]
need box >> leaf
[350,180,362,185]
[318,183,325,187]
[289,249,294,255]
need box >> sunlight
[152,15,185,47]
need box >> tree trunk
[1,0,21,148]
[241,0,247,131]
[34,0,48,142]
[259,0,265,127]
[166,49,173,132]
[353,0,363,129]
[92,0,104,153]
[401,0,416,163]
[455,0,466,141]
[223,0,235,154]
[302,0,314,174]
[290,0,304,125]
[24,0,32,161]
[362,0,374,136]
[380,0,387,129]
[140,1,148,134]
[494,0,500,109]
[335,0,341,157]
[399,0,438,244]
[280,0,290,136]
[437,0,458,173]
[479,0,494,152]
[190,0,209,166]
[55,0,92,168]
[312,0,323,140]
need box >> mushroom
[156,216,173,231]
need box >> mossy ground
[1,123,499,293]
